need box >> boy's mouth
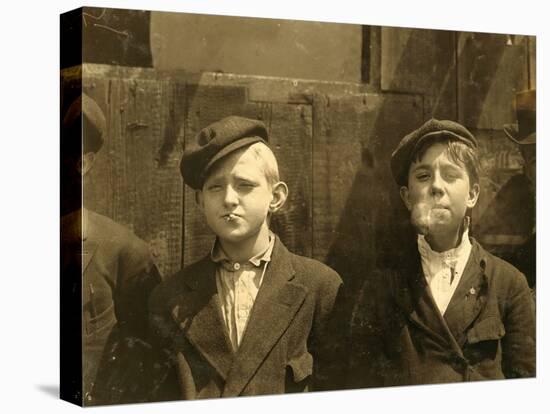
[222,213,239,222]
[410,203,451,235]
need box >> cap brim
[504,124,535,145]
[411,130,477,154]
[503,123,521,144]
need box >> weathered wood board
[381,27,457,120]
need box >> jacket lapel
[405,270,451,347]
[222,238,307,397]
[443,240,488,347]
[171,258,235,380]
[391,249,458,351]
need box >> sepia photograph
[2,1,547,413]
[60,4,537,407]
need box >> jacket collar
[391,238,488,349]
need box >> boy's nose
[223,185,239,206]
[430,172,444,195]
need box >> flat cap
[390,118,477,186]
[180,116,268,190]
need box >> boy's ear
[399,186,412,211]
[269,181,288,213]
[195,190,204,211]
[466,183,480,209]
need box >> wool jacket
[148,236,342,400]
[346,238,535,388]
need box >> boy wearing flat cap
[347,119,535,387]
[149,116,342,399]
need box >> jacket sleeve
[115,238,162,339]
[501,271,536,378]
[310,268,344,391]
[91,237,163,404]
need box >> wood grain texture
[381,27,457,120]
[457,32,529,129]
[82,75,184,277]
[528,35,536,89]
[265,103,313,258]
[313,92,423,290]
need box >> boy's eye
[443,168,463,181]
[206,184,222,191]
[238,181,256,188]
[415,172,430,181]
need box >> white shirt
[417,229,472,315]
[211,233,275,351]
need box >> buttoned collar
[210,231,276,272]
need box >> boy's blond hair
[246,142,281,187]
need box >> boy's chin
[410,213,456,236]
[217,228,262,245]
[217,230,248,244]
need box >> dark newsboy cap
[180,116,269,190]
[390,118,477,186]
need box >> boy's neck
[218,226,271,263]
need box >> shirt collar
[210,231,276,269]
[417,227,472,268]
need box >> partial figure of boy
[149,116,343,399]
[61,93,162,405]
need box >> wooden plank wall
[380,27,457,120]
[80,73,184,277]
[61,29,535,287]
[312,93,423,290]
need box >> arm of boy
[501,271,536,378]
